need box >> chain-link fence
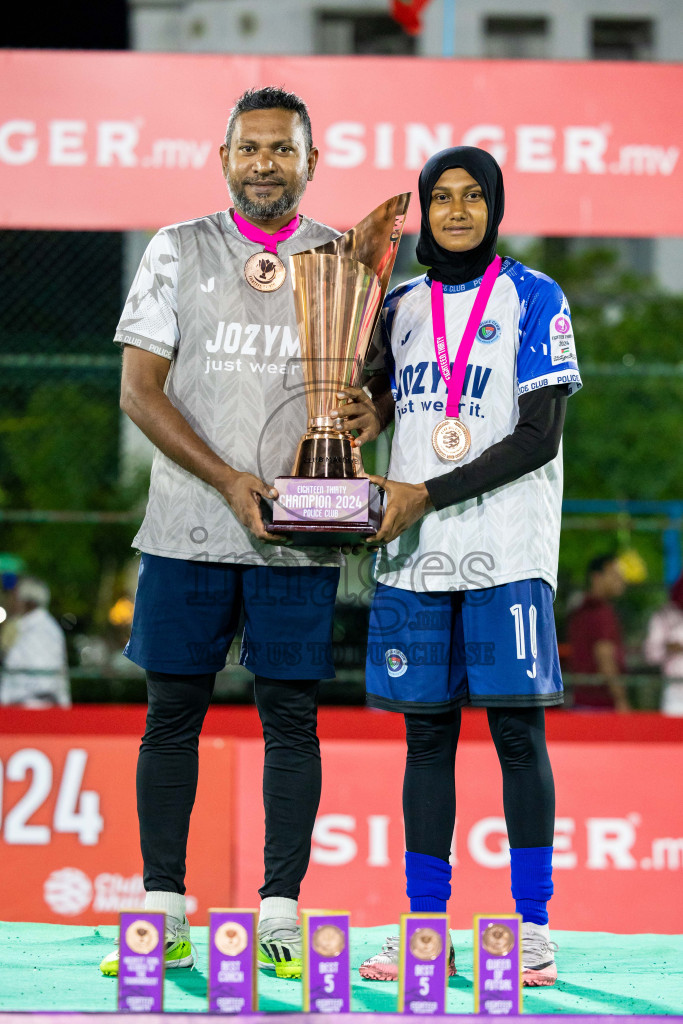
[0,228,389,703]
[1,228,681,709]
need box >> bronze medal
[244,251,286,292]
[432,417,471,462]
[214,921,249,957]
[482,924,515,957]
[312,924,346,957]
[125,920,159,954]
[410,927,443,961]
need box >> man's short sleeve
[114,228,180,360]
[516,272,582,397]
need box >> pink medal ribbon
[232,210,300,252]
[233,210,301,292]
[430,254,502,461]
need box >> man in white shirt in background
[0,577,70,708]
[644,572,683,716]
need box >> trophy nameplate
[302,910,351,1014]
[398,912,449,1016]
[473,913,522,1016]
[117,910,165,1012]
[208,908,258,1014]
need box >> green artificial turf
[0,923,681,1015]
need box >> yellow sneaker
[99,916,194,977]
[257,918,302,980]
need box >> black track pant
[137,671,321,899]
[403,707,555,862]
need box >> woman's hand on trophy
[218,470,290,544]
[364,476,433,546]
[330,387,381,447]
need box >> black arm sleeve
[425,385,569,511]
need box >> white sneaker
[257,917,302,979]
[99,915,194,977]
[522,922,557,987]
[359,933,456,981]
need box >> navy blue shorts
[366,578,563,712]
[125,553,340,680]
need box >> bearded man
[100,87,349,981]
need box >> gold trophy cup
[266,192,411,542]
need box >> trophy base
[265,476,382,546]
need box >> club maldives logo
[386,648,408,678]
[44,868,93,916]
[43,868,198,917]
[476,320,501,344]
[554,315,571,335]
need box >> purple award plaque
[398,912,449,1015]
[208,909,258,1014]
[302,911,350,1014]
[473,913,522,1015]
[267,477,381,544]
[117,910,165,1012]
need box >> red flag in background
[390,0,434,36]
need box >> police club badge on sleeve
[549,312,576,365]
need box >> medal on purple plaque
[302,911,350,1014]
[398,912,449,1015]
[473,913,522,1015]
[208,908,258,1013]
[117,910,165,1012]
[430,255,502,462]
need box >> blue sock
[510,846,553,925]
[405,851,452,913]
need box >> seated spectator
[567,554,630,711]
[644,572,683,717]
[0,578,71,708]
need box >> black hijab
[416,146,505,286]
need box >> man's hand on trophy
[330,387,381,447]
[364,477,433,547]
[218,470,290,544]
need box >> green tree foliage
[1,381,144,623]
[506,242,683,501]
[2,243,681,632]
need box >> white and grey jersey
[115,210,343,566]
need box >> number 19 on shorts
[510,603,537,680]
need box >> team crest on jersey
[476,319,501,344]
[386,648,408,678]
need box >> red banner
[0,736,234,925]
[1,51,681,235]
[234,739,683,933]
[1,728,681,932]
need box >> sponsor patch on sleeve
[549,313,576,365]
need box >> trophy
[266,192,411,543]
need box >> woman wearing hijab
[338,147,582,987]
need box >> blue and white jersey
[371,258,582,594]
